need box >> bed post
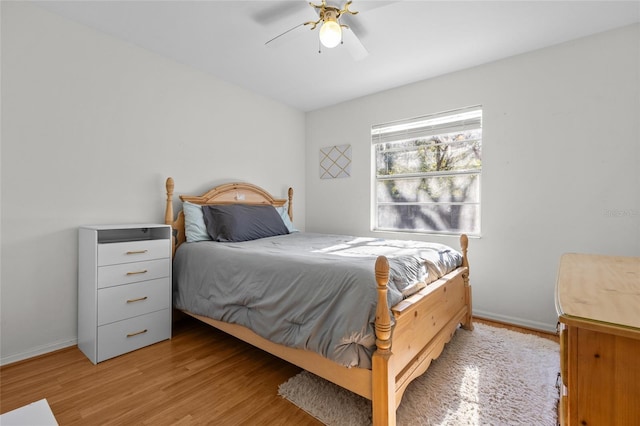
[165,177,175,256]
[372,256,396,426]
[287,187,293,221]
[460,234,473,331]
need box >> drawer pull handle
[126,296,148,303]
[126,250,148,255]
[126,329,148,338]
[126,269,148,276]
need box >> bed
[164,177,473,425]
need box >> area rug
[278,323,559,425]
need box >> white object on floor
[0,399,58,425]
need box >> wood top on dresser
[556,253,640,330]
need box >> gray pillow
[202,204,289,242]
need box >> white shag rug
[278,323,559,426]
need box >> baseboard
[472,310,557,334]
[0,338,77,366]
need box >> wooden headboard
[164,177,293,255]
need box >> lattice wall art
[319,144,352,179]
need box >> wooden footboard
[164,177,472,426]
[371,235,471,425]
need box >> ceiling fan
[265,0,368,59]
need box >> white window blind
[372,106,482,145]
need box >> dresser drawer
[97,309,171,362]
[98,278,171,326]
[98,239,170,266]
[98,259,170,288]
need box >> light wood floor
[0,317,557,425]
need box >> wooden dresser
[556,253,640,426]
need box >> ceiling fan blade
[252,1,308,26]
[352,0,399,13]
[342,26,368,60]
[265,22,306,47]
[340,13,366,38]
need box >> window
[372,106,482,236]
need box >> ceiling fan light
[319,20,342,48]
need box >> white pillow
[276,202,298,233]
[183,201,211,242]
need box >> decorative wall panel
[320,144,352,179]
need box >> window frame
[371,106,483,237]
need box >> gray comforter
[173,232,462,369]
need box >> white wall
[305,24,640,332]
[0,3,306,364]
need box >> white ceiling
[35,1,640,112]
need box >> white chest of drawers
[78,224,172,364]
